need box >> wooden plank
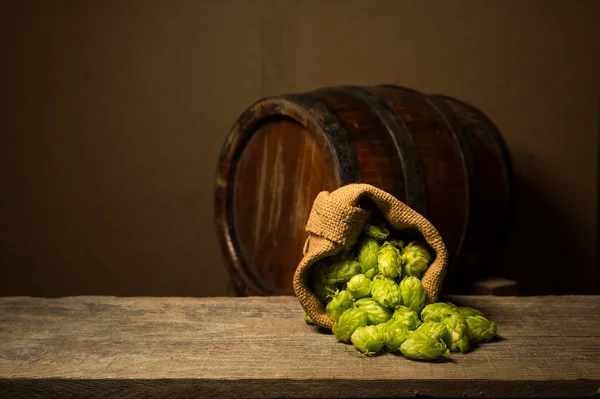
[472,277,519,295]
[1,379,598,399]
[0,295,599,398]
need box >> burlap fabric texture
[293,183,449,329]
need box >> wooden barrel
[215,85,514,295]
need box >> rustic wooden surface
[1,295,599,398]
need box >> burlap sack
[293,183,449,329]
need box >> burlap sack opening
[293,183,449,329]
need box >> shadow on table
[389,352,457,363]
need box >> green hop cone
[466,315,498,344]
[400,331,449,361]
[416,321,447,340]
[326,290,355,322]
[401,241,432,279]
[332,307,368,343]
[371,275,401,308]
[399,276,427,314]
[391,305,422,330]
[378,242,402,278]
[346,274,372,299]
[354,298,392,325]
[441,313,470,353]
[374,321,388,339]
[303,312,315,325]
[421,302,459,322]
[351,325,385,355]
[382,320,409,352]
[322,259,361,285]
[357,237,380,277]
[365,224,389,241]
[458,306,485,318]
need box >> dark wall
[1,0,598,297]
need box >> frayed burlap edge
[293,183,449,329]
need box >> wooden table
[0,295,598,398]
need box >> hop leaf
[458,306,485,318]
[322,259,361,285]
[346,274,372,299]
[399,276,426,314]
[416,321,447,340]
[351,325,385,355]
[466,315,498,344]
[326,290,355,322]
[365,224,390,241]
[332,307,368,343]
[371,275,401,308]
[421,302,459,323]
[354,298,392,325]
[440,313,470,353]
[401,241,432,279]
[391,305,422,330]
[303,312,315,325]
[382,320,409,352]
[400,331,449,361]
[378,242,402,278]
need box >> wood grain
[234,119,338,293]
[214,97,361,296]
[0,295,598,398]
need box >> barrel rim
[214,96,361,295]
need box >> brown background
[0,0,598,297]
